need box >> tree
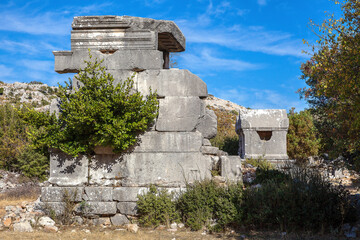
[287,108,320,163]
[299,0,360,161]
[23,51,159,157]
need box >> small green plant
[0,88,4,95]
[245,157,274,170]
[137,185,179,227]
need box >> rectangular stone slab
[113,187,149,202]
[41,187,83,202]
[133,131,203,153]
[220,156,242,182]
[54,50,163,73]
[76,202,117,215]
[71,29,157,51]
[156,96,205,132]
[48,149,89,186]
[120,152,211,187]
[83,187,113,202]
[136,69,207,97]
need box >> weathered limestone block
[236,109,289,160]
[83,187,113,202]
[54,50,163,73]
[202,139,212,146]
[48,149,88,186]
[156,97,205,132]
[220,156,242,182]
[40,202,66,215]
[120,152,211,187]
[77,202,117,215]
[71,16,185,52]
[136,69,207,97]
[41,187,83,202]
[110,214,130,226]
[133,131,202,153]
[117,202,137,215]
[113,187,148,202]
[241,130,288,159]
[196,109,217,139]
[200,146,220,155]
[71,29,157,51]
[88,154,123,186]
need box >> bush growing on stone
[137,185,179,227]
[176,180,243,231]
[243,167,356,232]
[23,51,159,156]
[287,108,321,164]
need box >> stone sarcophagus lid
[235,109,289,160]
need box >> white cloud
[179,48,261,72]
[177,21,305,58]
[257,0,267,6]
[0,11,71,35]
[0,2,113,35]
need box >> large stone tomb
[235,109,289,162]
[42,15,242,221]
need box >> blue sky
[0,0,341,110]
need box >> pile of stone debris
[0,170,41,194]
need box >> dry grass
[0,227,348,240]
[0,186,40,218]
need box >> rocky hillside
[0,81,58,111]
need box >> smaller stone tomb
[235,109,289,161]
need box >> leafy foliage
[209,106,239,155]
[299,0,360,161]
[137,185,179,227]
[23,51,159,157]
[243,167,356,231]
[287,108,321,163]
[176,180,243,231]
[0,103,48,180]
[0,103,28,171]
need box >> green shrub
[245,157,274,170]
[137,185,179,227]
[0,103,49,180]
[253,168,289,185]
[287,108,321,164]
[176,180,243,231]
[22,51,159,157]
[243,167,356,231]
[0,103,29,171]
[16,147,49,180]
[0,88,4,95]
